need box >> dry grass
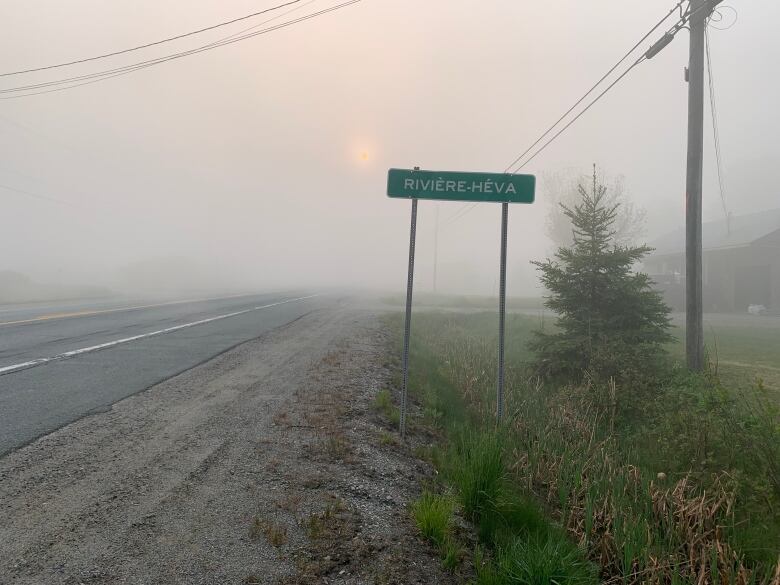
[305,497,348,540]
[389,311,780,584]
[508,391,779,585]
[250,516,288,547]
[315,431,352,462]
[379,431,399,446]
[277,493,303,513]
[321,351,344,367]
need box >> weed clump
[411,491,461,570]
[384,305,780,583]
[373,389,400,426]
[306,497,347,540]
[322,432,351,461]
[250,516,288,547]
[495,533,598,585]
[412,491,453,546]
[448,431,504,522]
[378,431,398,446]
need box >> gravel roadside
[0,304,457,584]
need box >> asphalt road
[0,291,323,455]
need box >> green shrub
[373,389,400,426]
[412,491,454,547]
[388,308,780,583]
[474,560,505,585]
[481,489,548,547]
[497,533,599,585]
[440,536,461,570]
[448,431,504,521]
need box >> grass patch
[305,496,348,541]
[670,321,780,399]
[412,491,454,545]
[373,389,400,426]
[386,311,780,584]
[412,491,463,570]
[447,431,504,522]
[378,430,398,446]
[322,432,351,460]
[381,292,544,312]
[495,533,599,585]
[250,516,288,547]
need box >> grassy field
[670,320,780,400]
[391,310,780,584]
[381,292,546,312]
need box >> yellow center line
[0,293,262,327]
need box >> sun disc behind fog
[350,141,375,166]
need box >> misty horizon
[1,0,777,298]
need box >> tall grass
[444,429,598,584]
[448,431,505,521]
[388,312,780,585]
[412,491,454,546]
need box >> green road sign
[387,168,535,204]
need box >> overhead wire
[442,202,477,227]
[445,57,650,227]
[502,0,685,175]
[705,25,729,222]
[0,0,354,97]
[505,0,726,175]
[0,0,304,78]
[708,5,738,30]
[0,182,80,207]
[443,0,689,230]
[209,0,320,43]
[509,55,647,173]
[0,0,361,99]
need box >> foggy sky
[0,0,777,296]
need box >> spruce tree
[531,167,672,383]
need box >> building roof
[648,208,780,257]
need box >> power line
[442,202,477,227]
[0,182,79,207]
[0,0,303,78]
[510,56,646,173]
[0,0,361,99]
[0,1,353,96]
[442,1,691,229]
[502,1,685,174]
[705,26,729,221]
[211,0,320,43]
[709,5,738,30]
[505,0,720,175]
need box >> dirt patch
[0,306,458,584]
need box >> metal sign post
[387,167,534,436]
[399,198,418,439]
[497,202,508,423]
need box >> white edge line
[0,294,319,376]
[0,290,293,327]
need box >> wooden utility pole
[685,0,714,371]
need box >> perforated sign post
[387,168,536,438]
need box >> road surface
[0,291,323,455]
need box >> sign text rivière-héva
[387,167,536,439]
[387,168,535,204]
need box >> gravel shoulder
[0,304,457,584]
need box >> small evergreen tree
[531,167,672,383]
